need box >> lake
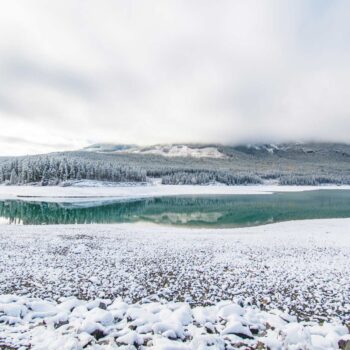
[0,190,349,227]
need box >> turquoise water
[0,190,349,227]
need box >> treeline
[0,152,349,186]
[161,171,263,185]
[279,175,350,186]
[0,156,146,185]
[161,170,350,186]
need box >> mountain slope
[82,142,350,162]
[1,142,349,186]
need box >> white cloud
[0,0,349,155]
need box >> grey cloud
[0,135,69,149]
[0,0,349,156]
[3,57,94,98]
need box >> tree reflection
[0,190,349,227]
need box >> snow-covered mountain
[83,144,228,159]
[82,142,350,161]
[126,145,227,158]
[1,142,349,186]
[83,144,134,153]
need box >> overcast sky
[0,0,349,155]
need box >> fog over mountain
[1,1,350,155]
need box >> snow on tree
[9,169,18,185]
[0,155,147,186]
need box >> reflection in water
[0,190,349,227]
[143,212,224,224]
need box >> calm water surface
[0,190,349,227]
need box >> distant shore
[0,182,349,203]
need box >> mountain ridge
[82,142,350,160]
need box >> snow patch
[120,145,227,159]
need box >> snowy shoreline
[1,219,350,348]
[0,183,349,202]
[1,218,350,349]
[1,219,349,318]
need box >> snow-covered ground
[0,183,349,202]
[0,219,349,349]
[1,294,349,350]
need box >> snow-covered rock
[0,295,348,350]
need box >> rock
[338,339,350,350]
[85,308,114,326]
[205,322,215,334]
[0,303,27,318]
[249,325,260,335]
[98,302,107,310]
[221,321,253,339]
[89,276,100,284]
[218,304,244,319]
[91,328,106,340]
[281,323,311,347]
[54,319,69,329]
[116,331,143,346]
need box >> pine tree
[9,169,18,185]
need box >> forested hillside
[0,155,146,185]
[0,143,349,186]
